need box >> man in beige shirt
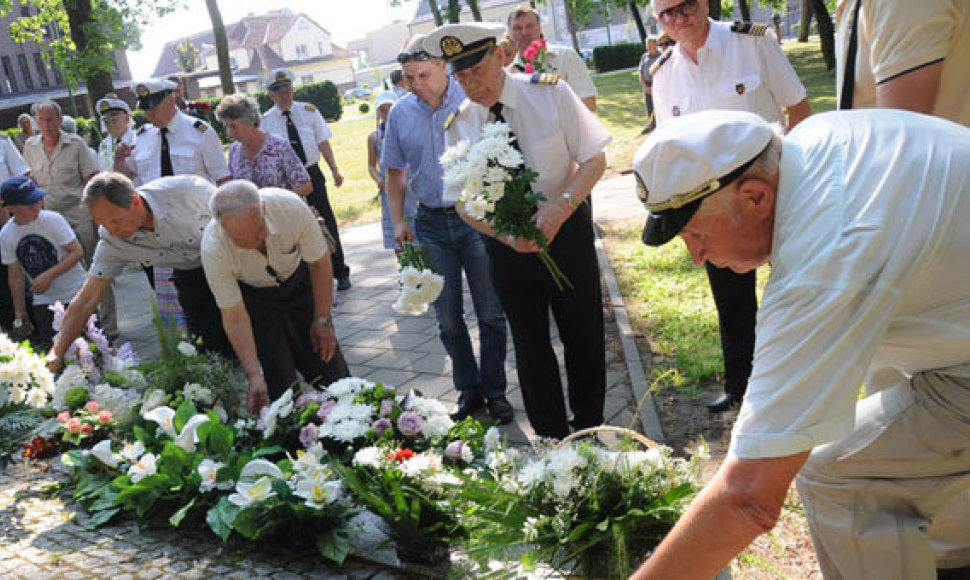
[201,181,349,413]
[22,100,116,338]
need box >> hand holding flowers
[392,242,444,315]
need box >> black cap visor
[137,91,172,111]
[641,197,703,246]
[446,38,494,74]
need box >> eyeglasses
[397,50,432,64]
[657,0,699,24]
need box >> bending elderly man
[201,181,350,414]
[630,109,970,579]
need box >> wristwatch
[562,192,579,210]
[12,318,23,329]
[314,315,333,327]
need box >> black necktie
[159,127,173,177]
[283,110,307,165]
[490,102,521,154]
[839,0,863,110]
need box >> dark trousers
[485,203,605,438]
[306,164,349,279]
[171,267,233,360]
[705,262,756,398]
[238,262,350,399]
[644,92,656,130]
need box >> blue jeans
[414,207,507,400]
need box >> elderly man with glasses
[650,0,812,414]
[381,35,511,425]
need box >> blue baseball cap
[1,176,47,206]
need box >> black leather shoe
[450,394,486,421]
[337,276,352,291]
[486,395,514,425]
[706,392,743,413]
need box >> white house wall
[279,16,333,61]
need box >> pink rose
[65,418,82,433]
[524,63,535,74]
[80,423,94,434]
[522,46,537,61]
[57,411,71,423]
[98,410,113,424]
[85,401,100,413]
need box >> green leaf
[132,424,153,446]
[83,507,120,529]
[173,399,198,433]
[595,518,611,532]
[156,443,190,483]
[197,421,233,457]
[316,526,351,564]
[253,445,286,458]
[169,497,197,527]
[206,496,241,541]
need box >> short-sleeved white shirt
[201,188,329,308]
[731,110,970,459]
[22,131,100,212]
[0,209,85,305]
[90,175,215,279]
[836,0,970,126]
[653,19,807,126]
[513,44,598,100]
[445,73,611,200]
[262,102,333,168]
[127,112,229,184]
[0,137,29,181]
[98,129,136,172]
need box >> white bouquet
[392,241,444,315]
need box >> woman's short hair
[215,93,261,128]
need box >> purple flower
[372,418,392,437]
[115,342,139,367]
[49,302,66,332]
[299,423,319,448]
[294,394,313,409]
[379,400,394,418]
[444,440,466,461]
[317,400,338,421]
[396,411,423,437]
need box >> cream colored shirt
[513,44,598,100]
[836,0,970,126]
[201,188,329,308]
[22,131,99,213]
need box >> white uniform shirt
[201,188,329,308]
[653,19,807,126]
[731,111,970,459]
[514,44,598,100]
[90,175,215,279]
[127,112,229,185]
[0,136,29,181]
[261,102,333,168]
[98,128,136,172]
[0,209,85,305]
[445,73,611,201]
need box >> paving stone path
[1,175,655,578]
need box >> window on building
[296,44,308,59]
[230,56,239,70]
[1,57,15,93]
[17,54,33,90]
[20,5,30,17]
[33,53,49,88]
[301,75,313,84]
[317,41,324,55]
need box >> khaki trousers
[796,363,970,579]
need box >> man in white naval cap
[94,95,135,172]
[425,22,611,439]
[114,79,230,186]
[628,109,970,579]
[261,68,351,291]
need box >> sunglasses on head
[658,0,699,24]
[397,50,432,64]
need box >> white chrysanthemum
[326,402,374,424]
[464,176,485,199]
[495,146,524,169]
[420,414,454,438]
[25,388,49,408]
[442,162,469,188]
[464,198,489,220]
[7,385,27,404]
[399,452,441,478]
[353,446,385,468]
[545,445,587,477]
[0,333,18,356]
[176,341,198,357]
[392,295,429,315]
[439,139,471,168]
[484,426,501,450]
[408,395,450,418]
[325,377,371,400]
[481,121,510,140]
[400,266,422,288]
[517,459,547,490]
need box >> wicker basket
[559,425,659,450]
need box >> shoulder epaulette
[443,111,457,130]
[730,21,768,36]
[530,72,560,85]
[136,125,149,136]
[305,103,317,113]
[650,48,674,76]
[193,119,209,133]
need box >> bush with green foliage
[294,80,342,122]
[358,102,370,114]
[592,42,646,73]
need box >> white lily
[293,479,343,509]
[119,440,145,463]
[198,458,226,493]
[228,476,276,507]
[128,452,157,483]
[261,388,294,439]
[143,406,177,438]
[239,458,284,480]
[174,414,211,452]
[89,439,118,469]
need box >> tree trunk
[466,0,482,21]
[63,0,113,111]
[708,0,721,21]
[565,1,582,55]
[629,1,647,44]
[809,0,835,70]
[738,0,751,21]
[428,0,444,26]
[798,0,813,42]
[205,0,234,96]
[447,0,461,23]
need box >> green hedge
[250,80,342,122]
[592,42,646,73]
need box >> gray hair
[31,100,61,117]
[215,93,261,128]
[84,172,137,208]
[739,133,783,184]
[210,180,261,219]
[61,115,77,134]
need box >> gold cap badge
[441,36,463,58]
